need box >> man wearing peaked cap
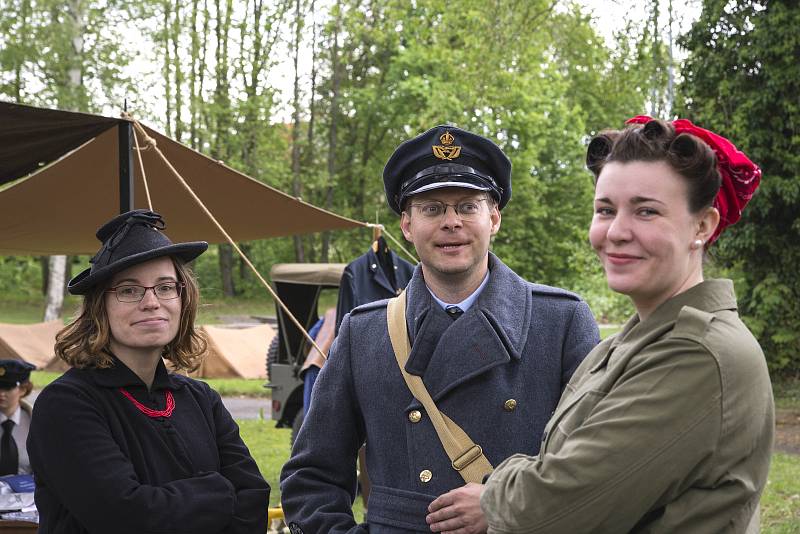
[0,359,36,475]
[281,125,599,533]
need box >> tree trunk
[212,0,236,295]
[219,244,236,297]
[43,255,66,321]
[163,0,173,136]
[43,0,85,321]
[171,0,184,142]
[321,0,342,263]
[290,0,306,262]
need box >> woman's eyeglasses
[106,282,184,303]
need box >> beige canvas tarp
[191,323,275,379]
[0,102,366,255]
[0,321,62,369]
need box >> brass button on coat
[408,410,422,423]
[504,399,518,411]
[419,469,433,483]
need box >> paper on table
[0,493,35,512]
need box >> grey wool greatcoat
[280,253,600,533]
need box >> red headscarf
[626,115,761,244]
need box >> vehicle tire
[265,335,279,381]
[290,409,304,447]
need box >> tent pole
[119,122,134,213]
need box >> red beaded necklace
[119,388,175,418]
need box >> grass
[239,420,365,522]
[599,324,620,340]
[761,453,800,532]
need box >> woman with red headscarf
[426,118,773,534]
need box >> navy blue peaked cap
[68,210,208,295]
[0,359,36,386]
[383,125,512,214]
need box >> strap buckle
[452,444,483,471]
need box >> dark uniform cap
[383,125,512,214]
[68,209,208,295]
[0,360,35,388]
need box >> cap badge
[432,131,461,160]
[0,368,6,377]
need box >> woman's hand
[426,482,488,534]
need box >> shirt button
[408,410,422,423]
[419,469,433,483]
[504,399,517,411]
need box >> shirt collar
[0,406,21,425]
[426,270,490,313]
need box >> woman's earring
[692,239,704,250]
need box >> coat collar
[403,253,532,403]
[366,247,404,294]
[89,353,182,391]
[591,279,737,373]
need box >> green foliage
[0,0,661,307]
[679,0,800,375]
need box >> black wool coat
[28,357,269,534]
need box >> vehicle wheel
[290,409,304,447]
[265,335,279,380]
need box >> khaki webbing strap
[387,291,492,484]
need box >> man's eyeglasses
[407,198,489,220]
[106,282,184,303]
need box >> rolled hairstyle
[586,119,721,214]
[55,257,207,372]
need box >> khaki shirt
[481,279,774,533]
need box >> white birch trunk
[43,255,66,321]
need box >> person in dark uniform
[280,125,600,533]
[0,359,36,475]
[28,210,269,534]
[335,237,415,334]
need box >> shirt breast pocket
[545,389,607,453]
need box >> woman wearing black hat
[27,210,269,534]
[0,359,36,476]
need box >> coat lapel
[402,254,533,406]
[366,248,398,294]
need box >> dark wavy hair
[586,119,721,213]
[54,257,207,372]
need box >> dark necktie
[446,306,464,320]
[0,419,18,475]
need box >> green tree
[679,0,800,373]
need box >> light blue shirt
[427,270,490,313]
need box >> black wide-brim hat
[383,124,512,214]
[68,210,208,295]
